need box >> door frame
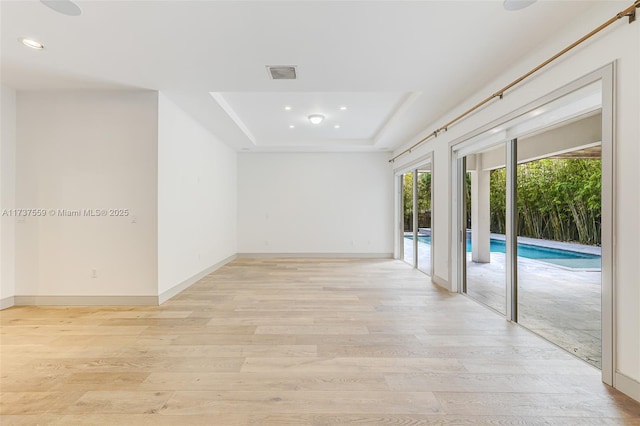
[394,152,434,276]
[449,64,615,385]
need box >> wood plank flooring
[1,258,640,425]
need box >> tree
[403,171,432,231]
[403,173,413,231]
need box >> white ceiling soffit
[210,91,413,149]
[0,0,607,152]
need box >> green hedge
[490,158,601,245]
[403,159,601,245]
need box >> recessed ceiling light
[334,125,341,129]
[289,125,295,129]
[308,114,325,125]
[18,38,44,50]
[339,106,348,110]
[284,106,292,111]
[40,0,82,16]
[503,0,536,11]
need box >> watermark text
[2,208,130,217]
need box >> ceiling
[0,0,608,153]
[211,91,411,148]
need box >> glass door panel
[516,142,602,368]
[402,172,414,266]
[464,146,507,315]
[416,168,432,274]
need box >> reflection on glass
[465,146,507,315]
[417,169,432,275]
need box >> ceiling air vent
[266,66,297,80]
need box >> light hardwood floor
[1,258,639,425]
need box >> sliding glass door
[516,142,602,368]
[452,74,611,376]
[398,160,432,275]
[463,146,507,315]
[402,171,415,266]
[416,169,432,275]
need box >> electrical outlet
[91,269,97,278]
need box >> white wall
[0,85,16,307]
[391,1,639,397]
[15,91,159,298]
[157,93,237,297]
[238,152,393,255]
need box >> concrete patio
[404,237,601,369]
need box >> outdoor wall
[157,93,237,301]
[391,1,640,399]
[14,91,159,302]
[0,85,16,308]
[238,152,393,256]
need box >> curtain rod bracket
[620,1,638,23]
[627,9,636,23]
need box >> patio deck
[404,237,601,368]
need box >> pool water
[407,235,601,269]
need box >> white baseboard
[237,252,393,259]
[13,295,158,306]
[0,296,15,310]
[431,274,450,291]
[158,254,237,304]
[11,255,238,307]
[616,371,640,403]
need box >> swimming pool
[406,235,601,269]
